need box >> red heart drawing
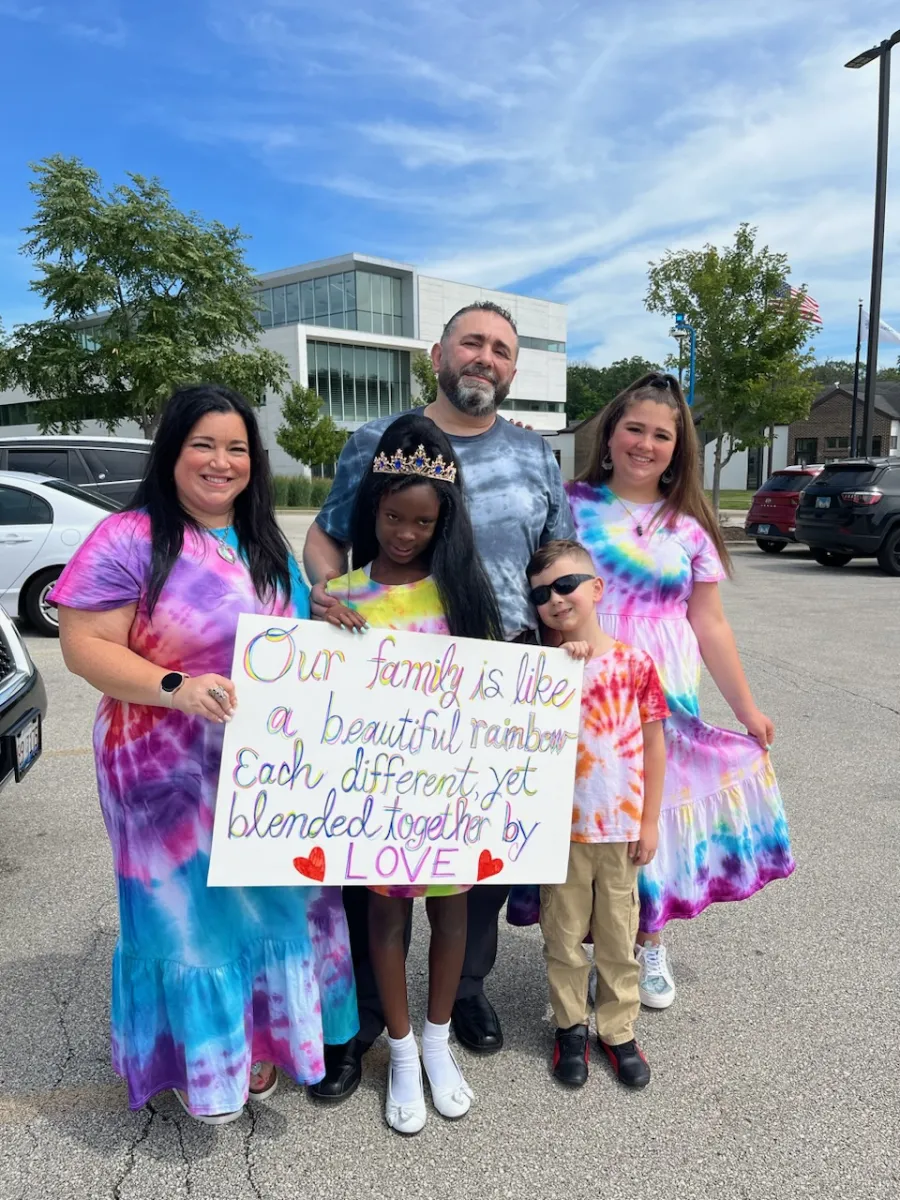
[293,846,326,882]
[477,850,504,882]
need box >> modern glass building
[0,252,569,473]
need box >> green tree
[0,156,290,438]
[411,351,436,407]
[275,382,349,467]
[646,223,817,510]
[566,356,661,423]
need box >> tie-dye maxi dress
[49,510,358,1115]
[508,484,794,933]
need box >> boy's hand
[323,603,370,633]
[628,819,659,866]
[563,641,593,661]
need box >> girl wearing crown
[324,412,504,1135]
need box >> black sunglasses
[528,573,595,607]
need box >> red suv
[745,465,824,552]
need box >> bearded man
[303,300,574,1101]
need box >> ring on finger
[207,684,230,704]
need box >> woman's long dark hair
[131,384,293,614]
[349,413,503,641]
[578,371,731,574]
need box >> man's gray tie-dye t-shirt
[316,413,575,639]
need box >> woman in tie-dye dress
[569,373,793,1007]
[510,373,794,1009]
[51,385,357,1123]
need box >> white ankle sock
[421,1019,462,1093]
[387,1030,421,1105]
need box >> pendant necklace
[608,490,659,538]
[209,526,237,564]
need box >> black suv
[0,435,151,507]
[795,457,900,574]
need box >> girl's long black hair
[131,383,293,615]
[350,412,504,641]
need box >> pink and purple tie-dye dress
[566,484,795,931]
[50,511,357,1114]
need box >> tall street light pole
[674,313,696,407]
[846,29,900,457]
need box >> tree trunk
[141,412,159,440]
[712,433,724,515]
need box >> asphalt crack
[168,1111,194,1196]
[48,901,116,1090]
[112,1103,156,1200]
[243,1105,263,1199]
[740,649,900,718]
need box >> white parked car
[0,471,119,636]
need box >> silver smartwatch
[159,671,188,707]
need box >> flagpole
[851,299,863,455]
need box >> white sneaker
[636,943,676,1009]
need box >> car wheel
[756,539,786,553]
[23,568,62,637]
[876,528,900,576]
[811,549,852,568]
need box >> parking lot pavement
[1,542,898,1200]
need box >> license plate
[13,714,41,781]
[816,496,831,509]
[758,524,770,534]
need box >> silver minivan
[0,435,151,507]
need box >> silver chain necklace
[608,490,661,538]
[208,526,237,564]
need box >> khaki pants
[540,842,640,1046]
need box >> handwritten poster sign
[208,616,583,888]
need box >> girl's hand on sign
[323,602,370,634]
[563,641,593,661]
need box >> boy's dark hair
[526,539,595,580]
[349,412,504,641]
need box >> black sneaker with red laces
[600,1038,651,1088]
[551,1024,589,1087]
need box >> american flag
[771,282,822,324]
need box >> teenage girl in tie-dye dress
[509,373,794,1009]
[51,386,357,1122]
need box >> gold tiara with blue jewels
[372,444,457,484]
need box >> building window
[498,399,566,413]
[872,436,882,456]
[255,270,404,335]
[794,438,818,465]
[825,437,850,450]
[307,340,410,422]
[891,435,898,450]
[746,445,763,490]
[518,336,567,353]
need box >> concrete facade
[0,253,568,476]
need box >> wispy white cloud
[0,0,126,45]
[171,0,900,364]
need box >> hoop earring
[601,454,613,471]
[661,468,674,485]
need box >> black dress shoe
[451,994,503,1054]
[552,1024,589,1088]
[308,1036,369,1102]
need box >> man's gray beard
[439,366,511,416]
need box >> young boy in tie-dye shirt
[527,539,668,1091]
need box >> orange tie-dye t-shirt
[571,642,670,844]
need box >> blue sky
[1,0,899,370]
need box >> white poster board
[208,616,582,888]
